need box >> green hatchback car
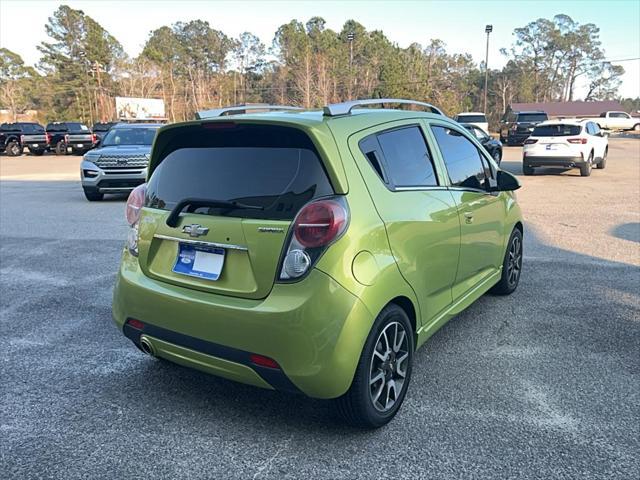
[113,99,523,427]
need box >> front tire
[580,151,593,177]
[492,149,502,165]
[633,123,640,132]
[490,227,523,295]
[333,304,414,428]
[83,188,104,201]
[596,148,607,169]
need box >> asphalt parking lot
[1,139,639,479]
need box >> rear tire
[490,227,523,295]
[522,164,534,175]
[5,140,22,156]
[596,148,607,169]
[333,304,414,428]
[580,152,593,177]
[55,141,67,156]
[633,123,640,132]
[83,188,103,201]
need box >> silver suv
[80,123,161,201]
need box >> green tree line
[0,5,632,127]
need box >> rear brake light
[278,197,349,281]
[125,183,147,226]
[20,134,24,144]
[64,134,69,143]
[91,133,97,143]
[249,354,280,369]
[45,133,51,144]
[567,138,587,144]
[524,138,538,144]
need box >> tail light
[64,134,69,143]
[278,197,349,281]
[524,138,538,144]
[125,183,147,256]
[91,133,97,144]
[20,134,24,144]
[567,138,587,144]
[45,133,51,145]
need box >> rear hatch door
[137,122,334,300]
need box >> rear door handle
[464,212,474,223]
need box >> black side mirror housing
[493,170,521,192]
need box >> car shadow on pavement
[610,222,640,243]
[500,160,579,177]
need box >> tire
[55,141,67,156]
[28,148,45,156]
[333,304,414,428]
[522,164,534,175]
[596,147,607,169]
[580,151,593,177]
[5,140,22,156]
[499,135,506,143]
[633,123,640,132]
[492,149,502,165]
[83,188,104,201]
[490,227,523,295]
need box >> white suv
[522,120,608,177]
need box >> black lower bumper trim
[123,320,303,395]
[524,156,584,167]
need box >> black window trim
[428,121,498,194]
[358,123,443,192]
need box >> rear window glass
[456,114,486,123]
[102,127,158,146]
[532,125,581,136]
[46,123,68,132]
[93,122,114,132]
[146,124,333,220]
[517,113,548,122]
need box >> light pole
[483,25,493,114]
[347,32,355,99]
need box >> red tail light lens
[127,319,144,330]
[91,133,97,143]
[125,183,147,226]
[524,138,538,144]
[45,133,51,144]
[567,138,587,144]
[20,135,25,144]
[294,200,347,248]
[64,134,69,143]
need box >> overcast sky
[1,0,639,98]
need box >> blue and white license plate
[173,243,225,281]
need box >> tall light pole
[483,24,493,114]
[347,32,355,99]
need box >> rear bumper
[112,250,373,398]
[523,155,585,168]
[81,160,147,193]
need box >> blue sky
[1,0,639,98]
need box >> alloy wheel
[369,321,410,412]
[507,235,522,287]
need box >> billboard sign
[115,97,166,120]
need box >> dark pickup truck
[499,110,549,145]
[0,122,48,156]
[46,122,95,155]
[91,122,117,144]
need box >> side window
[585,123,594,135]
[359,135,388,183]
[376,126,438,187]
[432,125,488,189]
[592,123,601,135]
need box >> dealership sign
[115,97,166,120]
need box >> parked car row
[0,120,119,156]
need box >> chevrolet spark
[113,100,523,428]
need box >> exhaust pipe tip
[139,336,156,357]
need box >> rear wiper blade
[166,197,263,227]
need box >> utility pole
[347,32,355,99]
[483,25,493,114]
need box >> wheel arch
[388,296,418,343]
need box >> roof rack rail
[323,99,444,117]
[196,104,303,119]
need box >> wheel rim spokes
[369,321,410,412]
[507,236,522,286]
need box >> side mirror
[493,170,521,192]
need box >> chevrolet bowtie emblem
[182,224,209,237]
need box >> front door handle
[464,212,474,224]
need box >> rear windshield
[517,113,548,122]
[532,124,582,136]
[93,122,114,132]
[456,114,486,123]
[146,124,333,220]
